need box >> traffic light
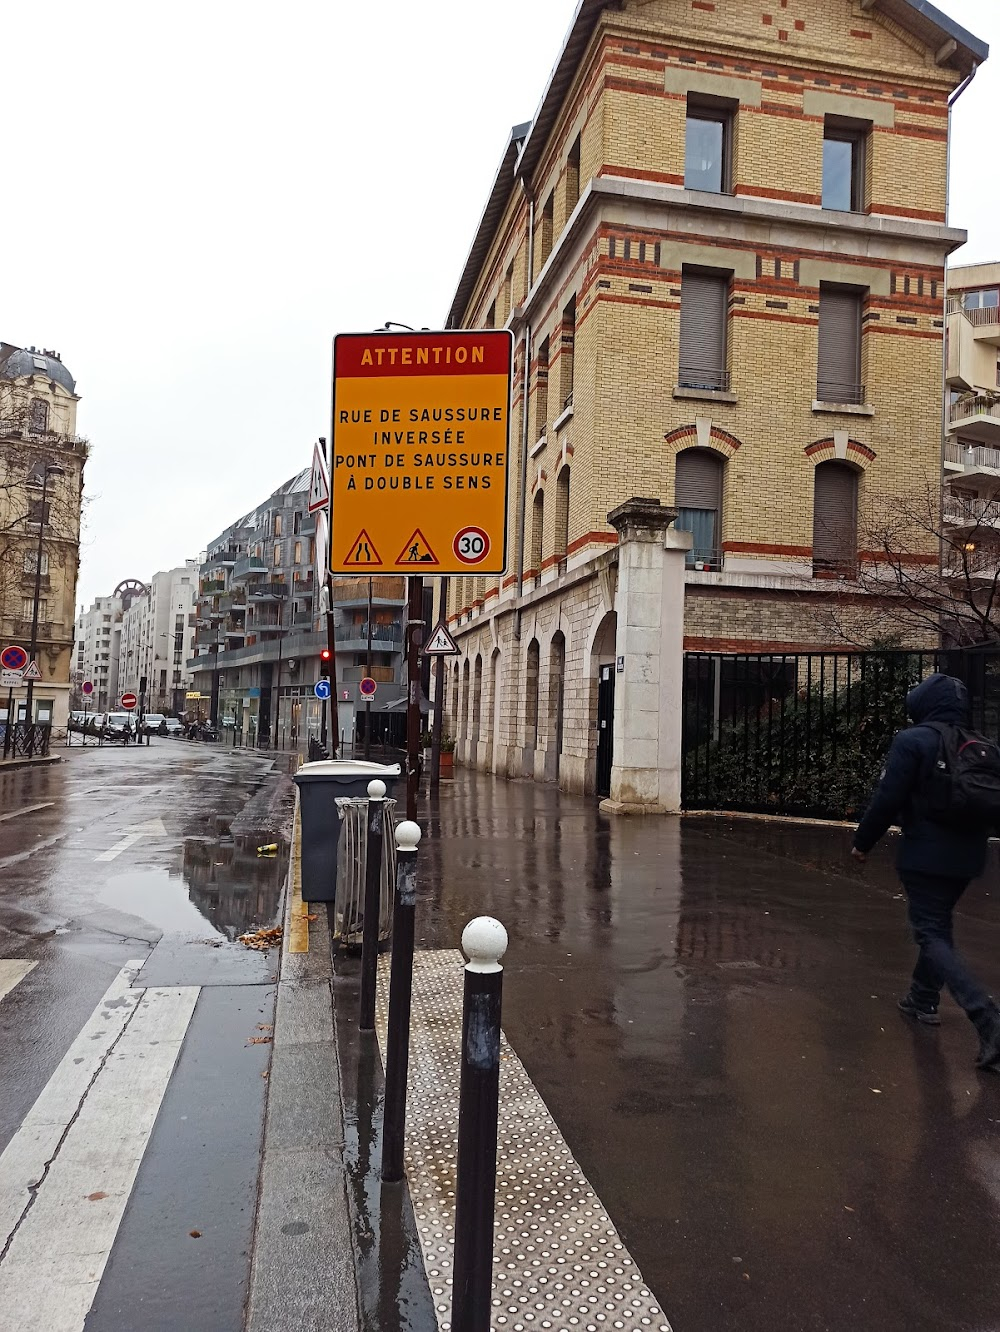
[320,647,332,667]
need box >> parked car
[104,712,134,740]
[163,717,184,737]
[141,713,167,735]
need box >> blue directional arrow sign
[314,678,331,701]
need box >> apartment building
[117,564,198,713]
[0,344,87,733]
[189,470,407,747]
[73,593,123,711]
[943,262,1000,561]
[440,0,986,804]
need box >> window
[678,270,730,391]
[23,552,49,575]
[559,297,575,412]
[685,99,732,193]
[812,462,858,577]
[535,337,550,438]
[529,490,544,575]
[293,511,302,534]
[822,121,867,212]
[29,399,49,433]
[22,597,47,620]
[273,543,282,567]
[537,191,554,274]
[565,134,581,215]
[294,540,302,565]
[817,286,864,404]
[274,514,283,537]
[964,289,1000,311]
[555,466,570,562]
[675,449,724,570]
[503,262,514,320]
[485,301,496,329]
[27,500,50,525]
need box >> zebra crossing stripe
[0,960,36,1003]
[0,963,199,1332]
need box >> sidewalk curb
[0,754,62,772]
[245,797,362,1332]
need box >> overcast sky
[3,0,997,610]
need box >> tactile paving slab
[376,951,673,1331]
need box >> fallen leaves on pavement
[237,926,283,951]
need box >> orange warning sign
[342,529,383,567]
[331,330,512,576]
[396,529,438,566]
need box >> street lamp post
[24,463,66,727]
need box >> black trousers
[901,871,992,1027]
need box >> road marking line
[0,961,145,1253]
[0,960,36,1002]
[94,834,141,862]
[0,802,55,824]
[287,802,309,954]
[0,979,199,1332]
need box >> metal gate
[682,648,1000,821]
[596,664,615,799]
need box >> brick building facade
[438,0,987,805]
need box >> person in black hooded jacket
[852,672,1000,1072]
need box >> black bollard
[358,778,386,1033]
[451,917,508,1332]
[381,819,422,1183]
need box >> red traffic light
[320,647,332,663]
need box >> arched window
[461,658,470,735]
[548,631,566,777]
[555,466,570,565]
[530,491,544,577]
[472,654,483,745]
[675,448,724,570]
[451,662,460,732]
[812,461,859,577]
[525,639,540,750]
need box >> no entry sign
[330,330,512,576]
[120,692,138,710]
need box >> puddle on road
[99,835,289,940]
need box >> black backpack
[922,722,1000,828]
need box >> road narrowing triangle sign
[308,442,330,514]
[423,622,460,656]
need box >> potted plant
[439,733,456,777]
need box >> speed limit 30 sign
[453,527,490,565]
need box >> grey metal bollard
[451,916,508,1332]
[358,778,386,1033]
[380,819,422,1184]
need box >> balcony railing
[333,577,406,603]
[684,548,723,573]
[678,366,731,393]
[943,497,1000,528]
[292,610,315,627]
[207,545,240,565]
[340,622,401,644]
[343,665,396,683]
[233,554,268,579]
[200,578,226,594]
[950,395,1000,428]
[248,581,288,600]
[220,594,247,614]
[816,378,866,406]
[299,514,317,535]
[947,297,1000,330]
[946,440,1000,472]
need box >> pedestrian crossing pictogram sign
[422,622,459,656]
[396,529,438,566]
[21,659,42,682]
[343,530,382,566]
[330,329,512,575]
[308,442,330,514]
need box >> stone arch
[804,436,876,469]
[663,422,743,460]
[471,653,483,747]
[547,630,566,780]
[525,638,540,752]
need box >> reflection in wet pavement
[414,772,1000,1332]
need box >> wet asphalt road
[0,743,289,1331]
[420,773,1000,1332]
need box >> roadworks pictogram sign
[396,529,439,566]
[342,530,383,567]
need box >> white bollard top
[395,820,422,851]
[462,916,508,974]
[367,779,387,799]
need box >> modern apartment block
[117,563,198,713]
[439,0,986,803]
[944,262,1000,554]
[73,593,123,711]
[0,344,87,733]
[189,469,407,747]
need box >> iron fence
[682,648,1000,821]
[1,722,52,761]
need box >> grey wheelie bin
[293,759,401,907]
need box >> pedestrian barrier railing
[1,721,51,760]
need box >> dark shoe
[897,995,941,1026]
[975,1006,1000,1072]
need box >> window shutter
[817,290,862,402]
[675,449,723,510]
[679,273,728,388]
[812,462,858,570]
